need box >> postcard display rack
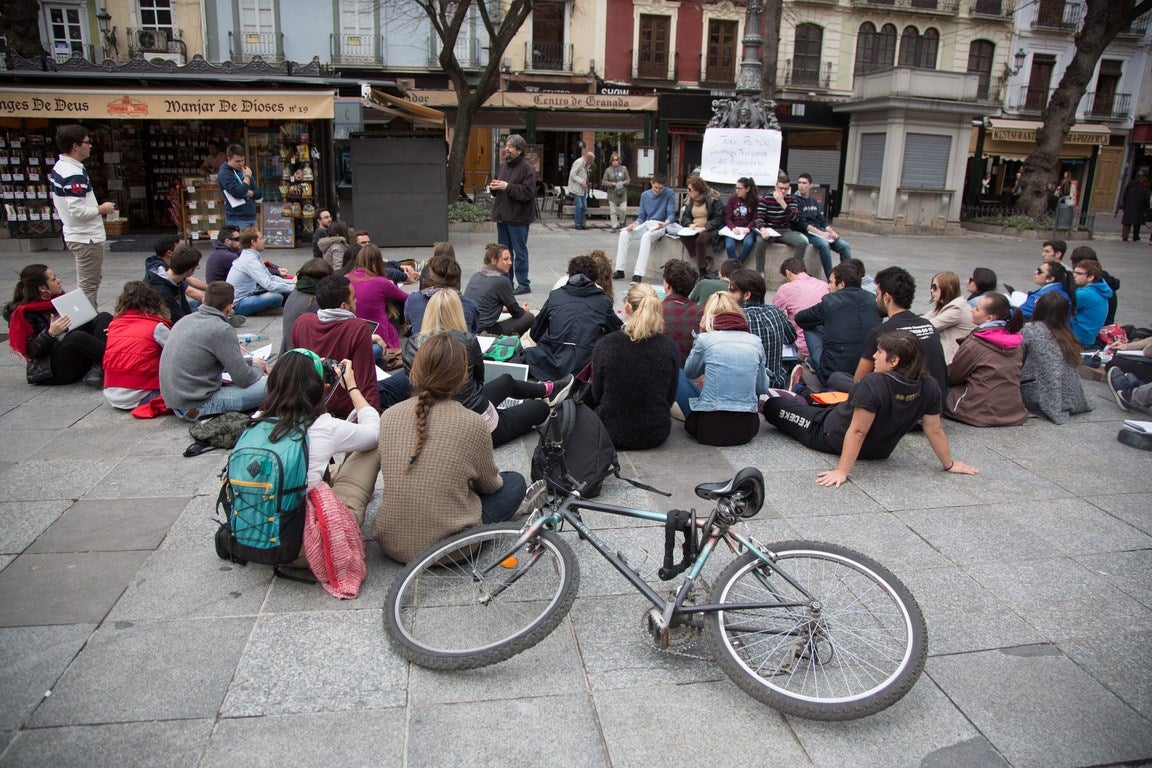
[1,132,61,238]
[176,177,231,242]
[251,123,319,249]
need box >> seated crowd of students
[5,226,1142,568]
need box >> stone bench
[557,200,637,221]
[637,236,824,290]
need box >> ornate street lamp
[708,0,780,130]
[96,8,117,60]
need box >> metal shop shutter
[787,149,841,188]
[858,133,885,186]
[900,133,951,189]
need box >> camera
[320,358,344,386]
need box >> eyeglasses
[930,284,940,291]
[1073,270,1088,276]
[81,140,92,145]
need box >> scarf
[479,266,504,278]
[295,274,322,295]
[712,311,750,333]
[7,299,55,360]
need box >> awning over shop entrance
[970,118,1112,159]
[361,87,444,129]
[0,87,335,120]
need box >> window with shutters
[1090,59,1122,118]
[704,19,738,84]
[637,14,672,80]
[1025,54,1055,111]
[900,134,951,189]
[898,26,937,69]
[46,5,86,62]
[967,40,995,100]
[854,22,896,76]
[792,24,823,87]
[858,133,885,186]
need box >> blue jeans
[724,232,758,262]
[177,375,268,419]
[497,222,531,289]
[803,329,824,377]
[232,292,284,316]
[573,194,588,228]
[377,369,410,409]
[805,234,852,279]
[227,219,257,233]
[676,369,701,418]
[481,471,528,524]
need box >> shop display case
[0,131,61,238]
[176,176,232,242]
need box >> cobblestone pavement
[0,222,1150,767]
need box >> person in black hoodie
[795,261,882,386]
[144,244,201,323]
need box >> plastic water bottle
[238,333,265,344]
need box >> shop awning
[985,118,1112,145]
[362,87,444,128]
[0,87,335,119]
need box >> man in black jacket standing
[489,135,537,295]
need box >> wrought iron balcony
[1031,1,1084,31]
[970,0,1015,20]
[976,74,1004,102]
[850,0,961,16]
[633,51,678,82]
[1117,10,1151,37]
[1085,91,1132,120]
[784,60,833,89]
[50,44,100,64]
[527,41,571,71]
[231,31,283,63]
[1014,85,1050,113]
[426,34,480,67]
[332,33,376,65]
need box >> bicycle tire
[706,541,926,720]
[384,523,579,670]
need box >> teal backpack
[214,419,309,565]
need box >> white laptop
[51,288,97,328]
[483,360,530,385]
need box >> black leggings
[483,374,549,447]
[50,312,112,384]
[762,397,839,455]
[684,409,761,446]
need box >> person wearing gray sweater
[159,281,267,419]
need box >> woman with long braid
[372,334,526,563]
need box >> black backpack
[531,399,619,498]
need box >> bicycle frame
[476,492,818,636]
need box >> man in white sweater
[49,125,116,307]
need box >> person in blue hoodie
[1017,260,1073,320]
[1070,258,1113,347]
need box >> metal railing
[231,31,283,62]
[527,40,570,71]
[1015,85,1051,113]
[1084,91,1132,120]
[784,60,833,89]
[1118,10,1151,36]
[1031,1,1084,30]
[977,74,1004,102]
[51,44,99,63]
[849,0,960,15]
[633,51,677,81]
[970,0,1015,19]
[962,204,1095,231]
[332,33,376,65]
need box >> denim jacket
[684,330,770,412]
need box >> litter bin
[1054,197,1075,231]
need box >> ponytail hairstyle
[699,290,743,332]
[623,283,663,341]
[7,264,50,311]
[406,333,468,473]
[1044,261,1076,312]
[979,291,1024,333]
[1029,291,1080,366]
[588,249,614,299]
[737,177,758,203]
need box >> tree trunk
[447,93,481,201]
[1016,0,1152,215]
[760,0,781,99]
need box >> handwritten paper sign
[700,128,783,185]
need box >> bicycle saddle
[694,467,765,518]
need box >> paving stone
[31,618,253,726]
[0,429,56,462]
[25,426,135,461]
[107,549,270,622]
[845,461,984,511]
[898,566,1044,656]
[261,543,398,613]
[0,459,118,502]
[1075,549,1152,610]
[407,694,607,768]
[0,718,213,768]
[26,497,189,554]
[201,710,404,766]
[595,680,810,766]
[965,557,1152,641]
[1089,492,1152,536]
[0,500,71,555]
[789,674,992,768]
[0,400,100,431]
[895,505,1057,566]
[1004,497,1152,557]
[0,624,94,730]
[0,551,149,627]
[724,428,838,471]
[221,610,406,717]
[762,469,887,519]
[0,555,11,573]
[1060,631,1152,720]
[928,646,1152,768]
[83,455,217,499]
[788,511,952,573]
[158,494,222,551]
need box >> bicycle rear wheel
[707,541,926,720]
[384,523,579,670]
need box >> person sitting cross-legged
[464,242,536,337]
[145,243,201,324]
[727,268,796,390]
[226,227,295,316]
[102,281,172,410]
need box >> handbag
[303,483,366,599]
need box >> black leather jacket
[401,329,487,413]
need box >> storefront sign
[989,125,1109,145]
[0,89,335,120]
[405,89,658,111]
[700,128,783,185]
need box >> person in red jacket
[103,281,173,409]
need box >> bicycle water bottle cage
[658,508,698,581]
[693,467,765,519]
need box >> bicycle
[383,407,928,721]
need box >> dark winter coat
[590,330,680,450]
[524,274,622,381]
[1119,180,1150,226]
[795,286,882,382]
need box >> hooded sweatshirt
[944,325,1027,427]
[1071,280,1114,346]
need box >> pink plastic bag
[303,483,366,599]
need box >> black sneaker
[513,285,532,295]
[83,365,104,388]
[631,274,643,283]
[547,374,575,407]
[1107,367,1134,411]
[227,314,247,328]
[612,270,625,280]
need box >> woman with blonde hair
[922,271,974,363]
[680,291,769,446]
[373,333,527,563]
[590,283,680,449]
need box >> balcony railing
[1117,10,1151,37]
[1015,85,1051,112]
[426,34,480,67]
[527,40,571,71]
[970,0,1015,19]
[1032,2,1084,30]
[332,33,376,65]
[849,0,960,16]
[976,74,1004,101]
[633,51,678,81]
[50,43,99,64]
[1085,91,1132,120]
[231,31,283,63]
[784,60,833,89]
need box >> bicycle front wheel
[707,541,926,721]
[384,523,579,670]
